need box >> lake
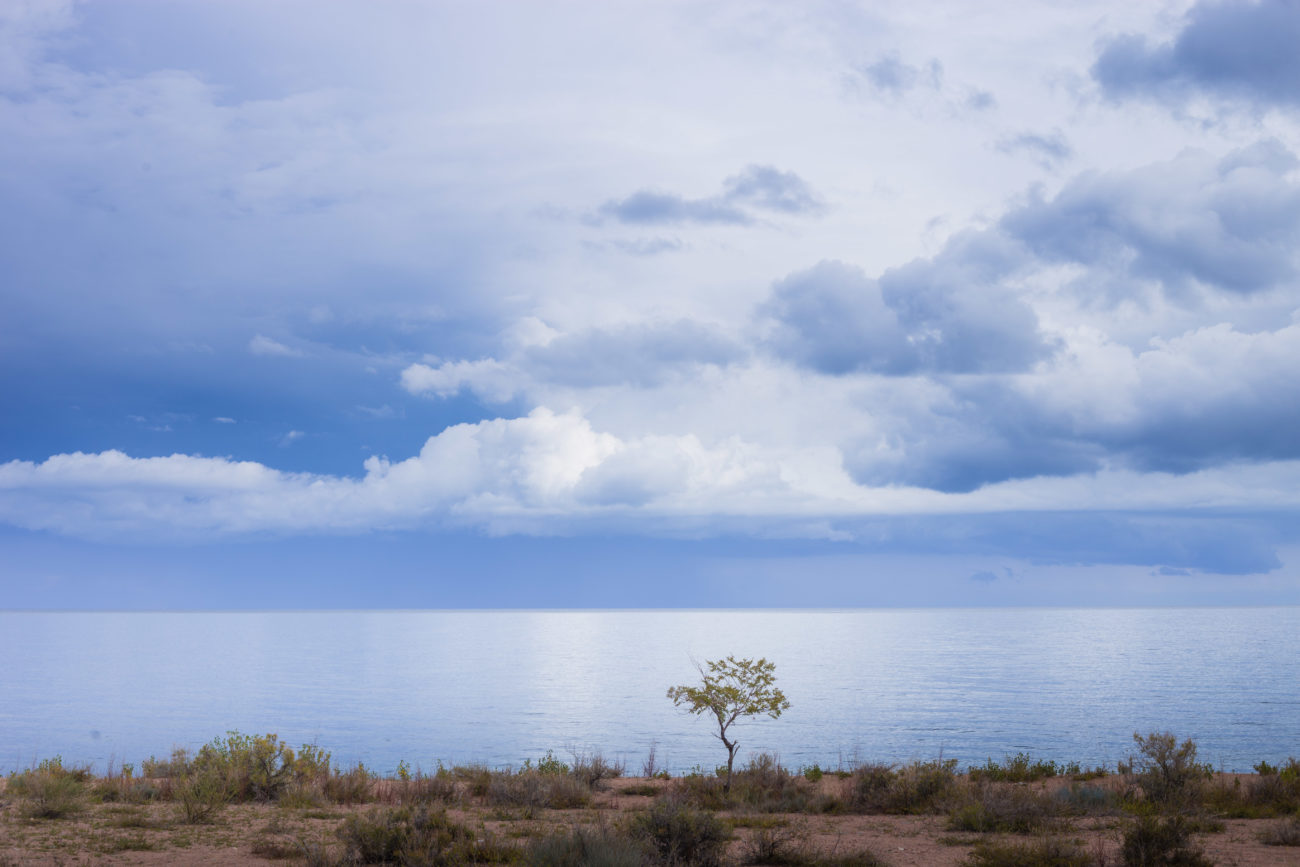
[1,608,1296,775]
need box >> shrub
[1120,815,1212,866]
[295,744,333,785]
[964,836,1093,867]
[631,796,729,867]
[1130,733,1211,810]
[338,805,511,865]
[279,782,327,809]
[1053,782,1121,815]
[570,751,625,787]
[947,783,1064,834]
[967,753,1062,784]
[323,764,375,805]
[741,821,809,865]
[174,766,232,823]
[403,772,458,804]
[8,766,87,819]
[142,748,192,778]
[527,750,570,776]
[453,763,494,797]
[487,770,591,810]
[1259,816,1300,846]
[725,754,824,813]
[193,731,296,802]
[529,824,646,867]
[847,759,959,814]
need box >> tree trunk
[722,734,738,793]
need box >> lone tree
[667,655,790,793]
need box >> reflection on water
[1,608,1296,774]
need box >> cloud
[2,416,1298,577]
[523,321,744,388]
[720,165,824,215]
[853,53,943,96]
[400,358,519,403]
[969,569,999,583]
[588,237,684,256]
[279,430,304,447]
[996,130,1073,169]
[1093,0,1300,111]
[760,250,1051,377]
[249,335,303,357]
[0,410,785,537]
[597,165,823,226]
[1003,140,1300,299]
[402,320,744,401]
[840,319,1300,492]
[213,417,236,424]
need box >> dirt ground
[1,775,1297,866]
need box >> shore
[3,755,1300,866]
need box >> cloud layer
[2,1,1300,591]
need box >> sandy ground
[1,775,1297,865]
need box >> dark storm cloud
[597,165,823,226]
[1093,0,1300,110]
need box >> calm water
[1,609,1296,775]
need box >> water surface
[1,609,1295,774]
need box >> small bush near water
[847,758,960,814]
[1130,733,1213,810]
[6,757,90,819]
[631,796,729,867]
[337,805,513,865]
[967,754,1069,784]
[487,770,592,810]
[1120,815,1213,866]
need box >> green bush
[1120,815,1212,866]
[631,796,729,867]
[337,805,512,865]
[847,759,959,814]
[193,731,296,802]
[1130,733,1212,810]
[8,766,87,819]
[295,743,333,784]
[967,753,1063,784]
[174,766,232,823]
[526,750,570,776]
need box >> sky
[2,0,1300,608]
